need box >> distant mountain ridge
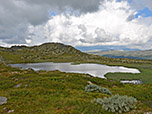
[87,50,152,60]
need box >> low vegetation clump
[85,84,112,95]
[94,94,137,113]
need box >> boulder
[0,96,7,105]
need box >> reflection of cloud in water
[10,62,140,78]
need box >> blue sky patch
[135,7,152,18]
[50,11,56,16]
[117,0,133,3]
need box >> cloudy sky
[0,0,152,50]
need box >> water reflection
[10,62,140,78]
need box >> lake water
[120,80,142,84]
[10,62,140,78]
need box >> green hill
[0,43,101,64]
[0,43,152,65]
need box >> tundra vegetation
[0,43,152,113]
[93,94,137,113]
[84,84,112,95]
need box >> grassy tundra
[0,43,152,113]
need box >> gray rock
[14,83,22,88]
[24,84,28,87]
[0,96,7,105]
[8,110,14,113]
[3,107,7,110]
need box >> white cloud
[0,0,152,50]
[0,0,105,46]
[27,0,152,49]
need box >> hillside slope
[0,43,101,63]
[0,43,152,64]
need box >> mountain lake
[10,62,140,79]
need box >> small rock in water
[0,96,7,105]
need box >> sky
[0,0,152,50]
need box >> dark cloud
[24,0,102,13]
[0,0,103,26]
[130,0,152,10]
[0,0,104,45]
[127,14,136,21]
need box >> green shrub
[84,84,112,95]
[9,90,30,97]
[94,94,137,113]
